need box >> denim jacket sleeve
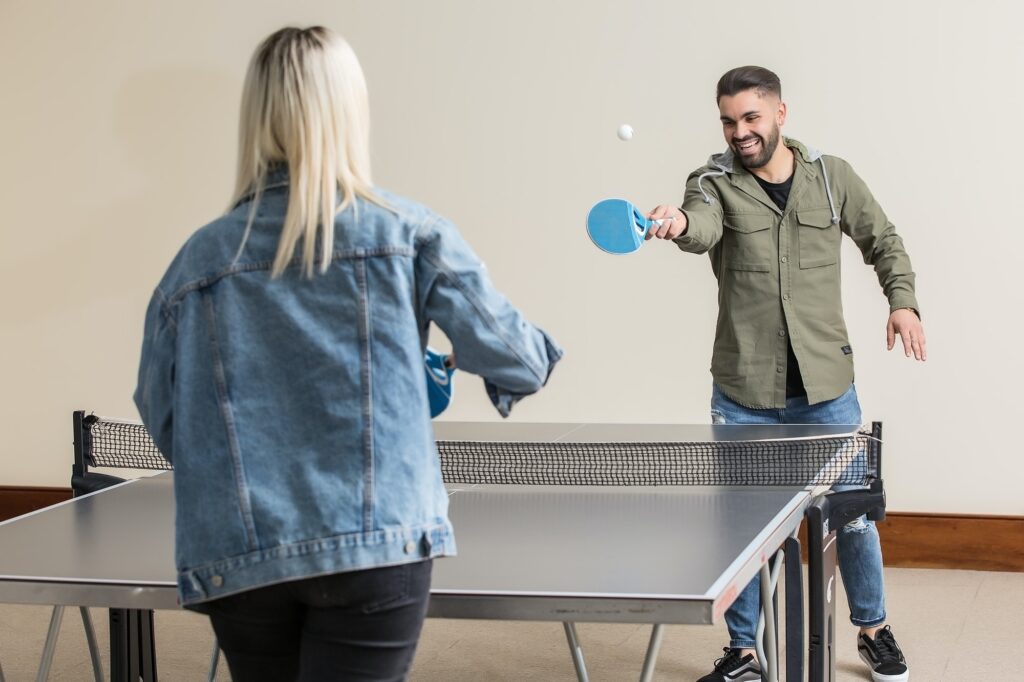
[133,287,177,459]
[414,215,563,417]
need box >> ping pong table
[0,420,885,682]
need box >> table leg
[638,624,664,682]
[80,607,104,682]
[757,553,784,682]
[784,535,805,682]
[562,622,589,682]
[35,606,64,682]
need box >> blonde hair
[231,26,382,277]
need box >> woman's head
[233,26,378,277]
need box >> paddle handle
[633,209,675,235]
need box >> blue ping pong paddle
[425,347,455,418]
[586,198,667,255]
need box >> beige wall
[1,1,1021,513]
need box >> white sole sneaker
[859,649,909,682]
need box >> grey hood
[694,143,839,224]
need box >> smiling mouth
[736,137,761,153]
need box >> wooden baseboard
[876,512,1024,572]
[1,487,1021,571]
[0,486,72,522]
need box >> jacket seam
[355,259,375,532]
[425,250,546,384]
[166,248,416,306]
[202,291,260,550]
[411,213,443,249]
[184,521,452,576]
[178,520,455,605]
[415,215,546,384]
[153,287,178,332]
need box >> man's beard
[733,124,780,169]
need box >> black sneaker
[857,626,909,681]
[696,647,762,682]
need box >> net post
[805,497,836,682]
[72,410,88,488]
[867,421,885,522]
[109,608,128,681]
[870,421,883,480]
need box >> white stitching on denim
[167,248,417,306]
[202,292,260,550]
[355,259,375,532]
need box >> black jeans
[198,560,433,682]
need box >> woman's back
[134,26,562,680]
[137,173,560,605]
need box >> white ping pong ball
[617,124,634,141]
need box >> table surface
[0,422,860,623]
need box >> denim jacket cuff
[485,332,563,418]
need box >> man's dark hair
[716,66,781,103]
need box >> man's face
[718,89,786,169]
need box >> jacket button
[778,330,786,337]
[211,575,224,587]
[776,366,784,373]
[780,256,788,263]
[404,541,416,554]
[783,294,791,300]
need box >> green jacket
[675,137,918,409]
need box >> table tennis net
[80,416,877,486]
[81,415,172,470]
[437,429,878,487]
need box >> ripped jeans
[710,383,886,649]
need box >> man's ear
[777,100,787,127]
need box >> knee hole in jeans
[842,516,872,534]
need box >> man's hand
[645,205,688,240]
[887,309,926,361]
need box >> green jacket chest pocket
[722,213,774,272]
[796,207,840,268]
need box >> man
[647,66,924,682]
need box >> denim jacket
[134,171,562,606]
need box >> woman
[134,26,561,681]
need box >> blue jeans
[710,384,886,649]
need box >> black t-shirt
[752,173,806,399]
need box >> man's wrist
[893,306,920,319]
[675,207,689,237]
